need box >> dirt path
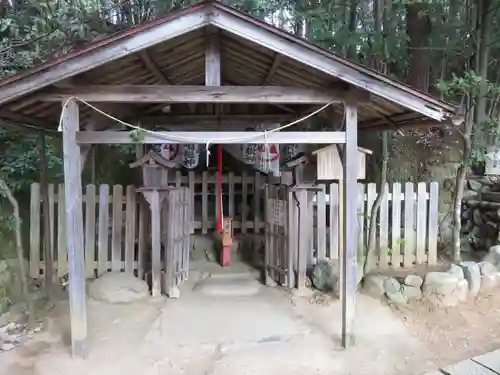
[2,278,500,375]
[394,292,500,368]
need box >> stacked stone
[462,176,500,251]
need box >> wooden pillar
[140,189,165,298]
[61,99,88,359]
[296,188,309,292]
[341,102,358,348]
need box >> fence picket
[403,182,415,267]
[390,182,402,268]
[57,184,67,277]
[137,200,147,279]
[357,183,365,260]
[365,183,376,269]
[254,172,261,234]
[427,182,439,265]
[48,184,55,275]
[329,183,339,259]
[378,183,389,268]
[228,172,235,218]
[242,171,248,234]
[111,185,123,272]
[416,182,428,264]
[97,184,109,276]
[202,171,208,234]
[317,185,327,261]
[125,185,136,274]
[29,183,40,278]
[188,171,195,232]
[85,184,96,278]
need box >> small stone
[481,273,500,292]
[386,291,407,306]
[0,341,16,351]
[422,272,464,307]
[404,275,423,288]
[484,245,500,267]
[362,274,387,298]
[383,277,401,294]
[448,264,465,279]
[311,259,339,293]
[468,180,483,192]
[401,285,422,300]
[479,261,497,277]
[168,286,180,299]
[459,261,481,296]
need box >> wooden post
[140,189,164,298]
[39,134,54,295]
[296,188,309,291]
[341,102,358,348]
[61,99,88,359]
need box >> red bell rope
[217,143,223,233]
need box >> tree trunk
[346,0,357,59]
[364,132,389,274]
[0,180,35,327]
[406,1,431,92]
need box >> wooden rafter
[139,50,172,84]
[263,54,282,85]
[139,50,198,113]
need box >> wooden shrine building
[0,0,458,359]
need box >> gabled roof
[0,1,457,132]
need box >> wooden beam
[75,130,346,144]
[205,28,221,86]
[0,10,208,105]
[40,85,342,104]
[61,100,88,359]
[263,54,282,85]
[138,113,297,126]
[341,102,358,349]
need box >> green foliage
[0,130,62,192]
[437,71,500,168]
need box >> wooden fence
[311,181,440,268]
[28,171,269,277]
[29,177,440,277]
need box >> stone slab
[193,274,261,297]
[442,359,497,375]
[473,350,500,373]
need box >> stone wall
[462,176,500,252]
[363,245,500,307]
